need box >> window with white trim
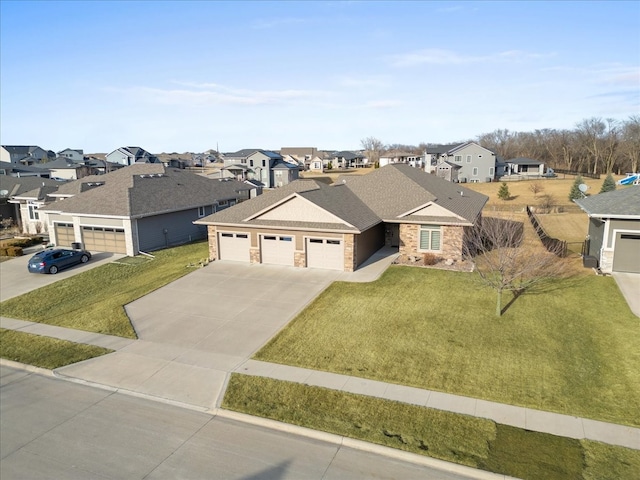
[466,155,472,163]
[419,225,441,252]
[198,206,205,218]
[454,155,462,162]
[27,201,39,220]
[489,167,494,176]
[472,167,478,176]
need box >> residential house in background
[106,146,160,166]
[575,186,640,274]
[1,176,62,233]
[0,163,51,178]
[434,161,461,183]
[424,144,460,172]
[503,158,547,178]
[223,149,300,188]
[331,151,367,169]
[38,157,95,181]
[39,164,253,256]
[435,142,497,183]
[57,148,84,162]
[197,164,488,272]
[1,145,55,165]
[379,151,425,168]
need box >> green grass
[224,375,640,480]
[0,328,113,369]
[254,266,640,426]
[0,241,209,338]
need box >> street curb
[215,409,516,480]
[0,358,55,377]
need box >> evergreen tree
[600,173,616,193]
[497,182,510,201]
[569,175,584,201]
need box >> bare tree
[465,215,567,316]
[360,137,384,166]
[621,116,640,173]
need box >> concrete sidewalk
[2,316,638,450]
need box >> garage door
[218,232,250,262]
[261,235,294,266]
[54,223,74,247]
[613,233,640,273]
[306,238,344,270]
[82,226,126,253]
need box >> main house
[196,164,488,272]
[38,164,252,256]
[575,186,640,274]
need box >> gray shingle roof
[575,186,640,218]
[40,164,250,218]
[0,176,61,197]
[506,157,544,165]
[198,163,488,232]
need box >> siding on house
[446,143,496,183]
[136,209,207,252]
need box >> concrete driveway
[0,251,126,302]
[612,272,640,317]
[57,261,343,409]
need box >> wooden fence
[525,206,568,257]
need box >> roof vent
[459,191,464,196]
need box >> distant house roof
[40,164,251,218]
[447,141,496,155]
[436,161,462,169]
[333,151,363,160]
[225,149,261,158]
[58,148,84,155]
[0,176,61,198]
[506,157,544,165]
[272,159,300,170]
[575,186,640,219]
[35,158,84,170]
[425,144,460,155]
[0,163,50,176]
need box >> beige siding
[256,196,347,224]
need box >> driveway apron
[56,262,340,410]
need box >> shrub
[0,247,8,256]
[537,194,556,213]
[423,253,440,265]
[599,173,616,194]
[6,246,23,257]
[529,182,544,197]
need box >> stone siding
[344,234,356,272]
[249,248,261,264]
[399,223,464,262]
[208,226,218,261]
[294,251,306,268]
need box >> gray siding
[607,219,640,248]
[137,209,207,252]
[447,144,496,183]
[355,222,385,266]
[587,217,604,257]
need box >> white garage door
[218,232,250,262]
[306,238,344,271]
[613,233,640,273]
[261,235,294,266]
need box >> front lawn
[255,266,640,426]
[224,375,640,480]
[0,328,113,369]
[0,241,209,338]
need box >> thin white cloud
[107,83,333,106]
[335,75,391,88]
[360,99,401,109]
[389,48,555,67]
[251,17,308,29]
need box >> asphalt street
[0,365,478,480]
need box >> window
[454,155,462,162]
[218,200,228,206]
[262,160,266,167]
[472,167,478,176]
[250,159,254,167]
[27,201,39,220]
[419,225,441,251]
[198,206,205,218]
[489,167,494,176]
[466,155,472,163]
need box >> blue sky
[1,1,638,154]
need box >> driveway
[612,272,640,317]
[0,251,126,302]
[56,261,343,409]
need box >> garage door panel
[306,238,344,270]
[218,232,250,262]
[613,233,640,273]
[261,235,294,266]
[54,223,74,247]
[81,226,126,254]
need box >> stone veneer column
[399,224,419,256]
[343,234,355,272]
[249,248,261,264]
[208,226,218,261]
[442,226,464,262]
[294,251,306,268]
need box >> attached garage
[54,223,74,247]
[82,226,126,253]
[218,232,250,262]
[613,233,640,273]
[306,238,344,270]
[261,235,294,266]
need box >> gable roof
[333,151,363,160]
[338,164,487,224]
[447,141,496,155]
[425,144,460,155]
[575,186,640,219]
[40,164,251,218]
[1,176,61,198]
[506,157,544,165]
[35,158,84,170]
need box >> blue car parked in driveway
[27,248,91,274]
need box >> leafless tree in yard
[465,215,568,317]
[529,182,544,197]
[361,137,384,166]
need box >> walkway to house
[1,247,638,451]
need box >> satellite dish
[0,189,8,196]
[578,184,588,193]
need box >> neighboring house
[106,146,159,166]
[424,144,460,172]
[36,158,94,180]
[503,158,546,177]
[1,176,62,233]
[280,147,318,159]
[57,148,84,162]
[0,162,51,178]
[39,164,253,256]
[440,142,497,183]
[307,155,326,172]
[575,186,640,274]
[196,164,488,272]
[379,151,424,168]
[223,149,300,188]
[1,145,55,165]
[331,151,367,169]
